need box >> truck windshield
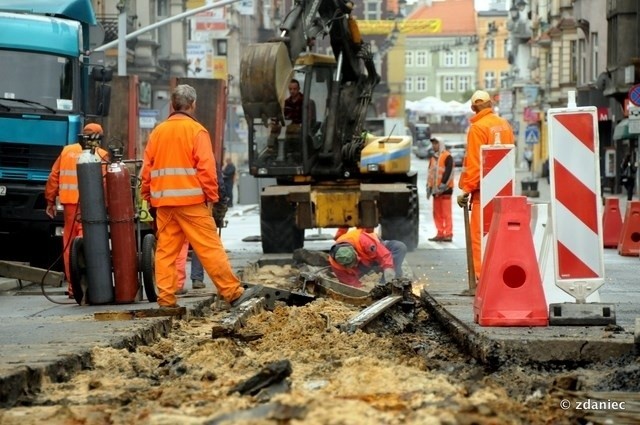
[0,50,75,112]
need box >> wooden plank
[340,295,402,333]
[94,306,187,321]
[211,297,265,338]
[0,261,65,287]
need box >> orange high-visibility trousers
[433,195,453,238]
[175,240,189,291]
[62,204,82,294]
[469,196,482,279]
[154,203,243,307]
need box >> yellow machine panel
[311,189,360,228]
[359,135,412,174]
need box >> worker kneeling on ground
[328,227,406,289]
[140,84,262,309]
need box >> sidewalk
[413,167,640,367]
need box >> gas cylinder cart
[69,145,157,305]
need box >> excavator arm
[240,0,379,168]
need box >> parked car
[446,142,466,167]
[413,139,434,159]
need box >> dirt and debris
[0,263,637,424]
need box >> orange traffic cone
[474,196,548,327]
[618,200,640,257]
[602,197,623,248]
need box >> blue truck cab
[0,0,109,267]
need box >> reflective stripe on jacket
[45,144,109,205]
[428,150,454,190]
[459,108,514,194]
[141,114,219,207]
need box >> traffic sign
[628,84,640,106]
[525,124,540,144]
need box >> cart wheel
[69,237,87,305]
[141,233,157,302]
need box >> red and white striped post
[547,91,605,303]
[480,141,516,257]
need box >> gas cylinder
[106,154,138,304]
[77,146,114,304]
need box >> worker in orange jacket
[426,137,454,242]
[140,84,262,309]
[44,123,109,297]
[328,227,406,288]
[457,90,515,279]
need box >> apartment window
[405,77,414,93]
[578,39,587,85]
[500,71,510,88]
[405,51,414,66]
[416,51,427,66]
[444,76,455,92]
[416,77,427,92]
[484,71,496,89]
[503,40,509,59]
[458,76,470,92]
[365,1,381,20]
[458,50,469,66]
[591,32,599,82]
[157,0,168,16]
[443,50,454,66]
[570,40,577,83]
[484,39,495,59]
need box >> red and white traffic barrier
[480,142,516,256]
[547,92,605,302]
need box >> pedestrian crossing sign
[525,124,540,144]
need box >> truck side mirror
[93,84,111,117]
[91,66,113,83]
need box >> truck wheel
[141,233,157,302]
[261,214,304,253]
[69,237,86,305]
[380,187,419,252]
[260,195,304,253]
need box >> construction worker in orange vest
[426,137,454,242]
[44,123,110,297]
[457,90,515,280]
[328,227,406,288]
[140,84,262,309]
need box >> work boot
[176,287,188,296]
[230,285,264,307]
[441,236,453,242]
[428,235,444,242]
[192,279,206,289]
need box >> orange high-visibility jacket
[45,144,109,205]
[141,114,219,207]
[329,228,393,286]
[428,150,454,190]
[458,109,514,195]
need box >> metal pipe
[117,7,127,76]
[94,0,242,52]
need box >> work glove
[426,187,432,200]
[457,192,470,208]
[437,183,448,194]
[383,268,396,283]
[213,202,228,227]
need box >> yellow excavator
[239,0,418,253]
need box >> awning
[613,119,634,141]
